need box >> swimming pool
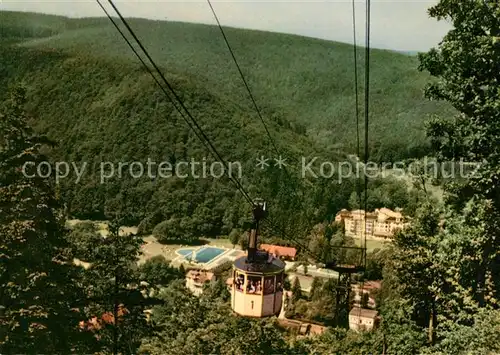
[177,249,194,257]
[176,246,225,263]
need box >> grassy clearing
[353,237,392,252]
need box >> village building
[259,244,297,261]
[79,305,129,332]
[349,307,379,332]
[185,269,216,296]
[277,318,328,337]
[335,208,407,239]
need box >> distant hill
[0,11,453,232]
[0,11,453,160]
[395,50,420,56]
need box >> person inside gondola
[236,274,245,291]
[255,280,262,294]
[247,281,256,293]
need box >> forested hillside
[0,11,443,235]
[1,11,454,160]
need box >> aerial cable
[352,0,363,216]
[363,0,370,269]
[104,0,254,207]
[352,0,361,162]
[97,0,254,207]
[358,0,370,321]
[261,217,321,261]
[207,0,310,249]
[206,0,285,161]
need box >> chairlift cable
[97,0,255,207]
[206,0,309,248]
[105,0,254,206]
[206,0,296,183]
[358,0,371,323]
[363,0,371,270]
[352,0,363,220]
[97,0,321,267]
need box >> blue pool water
[177,249,194,257]
[177,247,225,263]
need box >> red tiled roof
[186,270,214,284]
[363,281,382,290]
[79,306,129,331]
[309,324,327,335]
[260,244,297,258]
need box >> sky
[1,0,452,51]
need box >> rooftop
[186,269,214,284]
[79,305,129,331]
[349,307,378,319]
[336,208,404,222]
[260,244,297,258]
[233,252,285,274]
[353,280,382,291]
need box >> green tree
[229,228,241,248]
[426,308,500,354]
[291,277,302,304]
[66,221,100,257]
[419,0,500,308]
[0,88,90,353]
[283,275,291,291]
[308,223,331,263]
[203,278,230,302]
[391,203,442,344]
[363,247,391,281]
[309,277,323,301]
[179,263,186,275]
[153,218,197,243]
[137,255,183,289]
[361,292,370,308]
[77,220,150,354]
[239,232,249,251]
[141,281,292,354]
[295,327,383,354]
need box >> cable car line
[363,0,371,269]
[105,0,254,207]
[98,0,319,260]
[207,0,324,261]
[97,0,254,207]
[352,0,363,216]
[356,0,371,324]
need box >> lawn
[354,237,391,252]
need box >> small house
[185,269,216,296]
[349,307,379,332]
[259,244,297,261]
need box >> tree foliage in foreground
[140,281,292,354]
[0,88,90,353]
[419,0,500,315]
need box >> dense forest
[1,0,500,353]
[0,11,446,239]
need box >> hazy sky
[1,0,451,51]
